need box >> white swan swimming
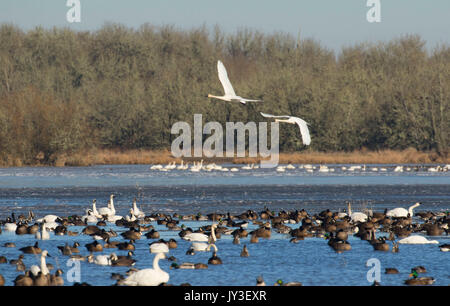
[260,112,311,146]
[91,253,116,266]
[149,242,169,254]
[98,194,116,217]
[121,252,169,286]
[187,224,218,252]
[86,199,102,218]
[386,203,420,218]
[36,214,59,224]
[82,209,98,224]
[30,250,50,276]
[131,198,145,219]
[125,209,137,222]
[398,235,439,244]
[182,232,209,242]
[35,222,50,240]
[347,202,368,223]
[208,60,262,105]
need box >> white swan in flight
[398,235,439,244]
[260,112,311,146]
[121,252,169,286]
[208,60,262,104]
[386,203,420,218]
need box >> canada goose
[392,241,399,253]
[112,251,136,267]
[57,242,80,255]
[240,245,249,257]
[0,256,7,264]
[117,240,135,251]
[145,229,160,239]
[256,275,266,286]
[121,228,142,240]
[4,242,16,247]
[82,225,102,236]
[233,236,240,244]
[385,268,399,274]
[250,233,259,243]
[370,231,390,251]
[120,252,169,286]
[439,244,450,252]
[14,271,34,286]
[85,240,103,252]
[34,271,50,286]
[326,233,351,252]
[167,239,178,249]
[207,244,222,265]
[15,223,28,235]
[104,238,120,248]
[9,254,23,265]
[50,269,64,286]
[20,241,41,254]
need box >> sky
[0,0,449,52]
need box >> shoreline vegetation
[1,148,448,167]
[0,24,448,166]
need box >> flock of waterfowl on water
[150,161,450,173]
[0,194,448,286]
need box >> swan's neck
[93,202,99,214]
[40,255,49,275]
[408,204,419,215]
[211,226,217,242]
[347,202,352,216]
[207,243,218,253]
[110,197,115,213]
[153,254,163,272]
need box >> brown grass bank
[23,148,449,167]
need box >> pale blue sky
[1,0,449,52]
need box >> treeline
[0,23,448,165]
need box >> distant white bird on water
[208,60,262,104]
[260,112,311,146]
[398,235,439,244]
[386,203,420,218]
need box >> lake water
[0,164,449,286]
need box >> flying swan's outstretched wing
[260,112,311,146]
[260,112,290,119]
[291,117,311,146]
[217,60,236,97]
